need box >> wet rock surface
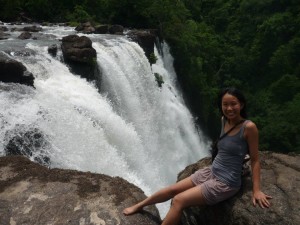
[4,127,51,167]
[61,34,98,80]
[0,52,34,87]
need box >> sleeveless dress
[191,120,250,205]
[212,119,250,187]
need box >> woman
[123,87,272,225]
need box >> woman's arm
[244,121,272,208]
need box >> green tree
[0,0,21,20]
[269,74,300,104]
[66,5,93,23]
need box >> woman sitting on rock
[123,87,272,225]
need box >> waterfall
[0,25,209,216]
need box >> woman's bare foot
[123,204,143,216]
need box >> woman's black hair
[218,87,247,119]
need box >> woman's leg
[162,185,206,225]
[123,177,195,215]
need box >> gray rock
[18,31,32,39]
[0,53,34,87]
[94,25,109,34]
[23,25,42,32]
[48,44,58,57]
[177,152,300,225]
[0,31,10,40]
[61,34,98,80]
[61,34,96,64]
[75,22,95,34]
[108,25,124,34]
[0,156,161,225]
[0,26,8,31]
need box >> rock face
[61,34,98,80]
[4,127,51,167]
[0,53,34,87]
[18,31,32,39]
[61,35,96,64]
[75,22,95,34]
[48,44,58,57]
[75,22,124,35]
[0,31,10,40]
[177,152,300,225]
[0,156,161,225]
[73,22,158,63]
[23,25,42,32]
[127,30,157,60]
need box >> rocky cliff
[0,156,161,225]
[1,151,299,225]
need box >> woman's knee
[171,194,186,210]
[171,186,205,210]
[166,178,194,197]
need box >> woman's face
[221,93,243,120]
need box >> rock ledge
[0,156,161,225]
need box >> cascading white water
[0,25,209,216]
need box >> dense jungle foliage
[1,0,299,153]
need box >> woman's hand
[252,190,272,208]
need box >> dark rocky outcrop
[75,22,95,34]
[94,25,109,34]
[4,127,51,167]
[0,156,161,225]
[0,53,34,87]
[0,31,10,40]
[61,35,96,64]
[23,25,42,32]
[127,29,157,61]
[18,31,32,39]
[61,34,97,80]
[108,25,124,34]
[0,26,8,31]
[75,23,124,35]
[48,44,58,57]
[74,22,158,63]
[177,152,300,225]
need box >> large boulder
[61,34,96,64]
[48,44,58,57]
[0,53,34,87]
[177,152,300,225]
[0,156,161,225]
[18,31,32,39]
[61,35,97,80]
[94,25,109,34]
[75,22,95,34]
[108,25,124,34]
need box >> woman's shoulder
[244,120,257,129]
[243,120,258,137]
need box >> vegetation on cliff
[0,0,299,153]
